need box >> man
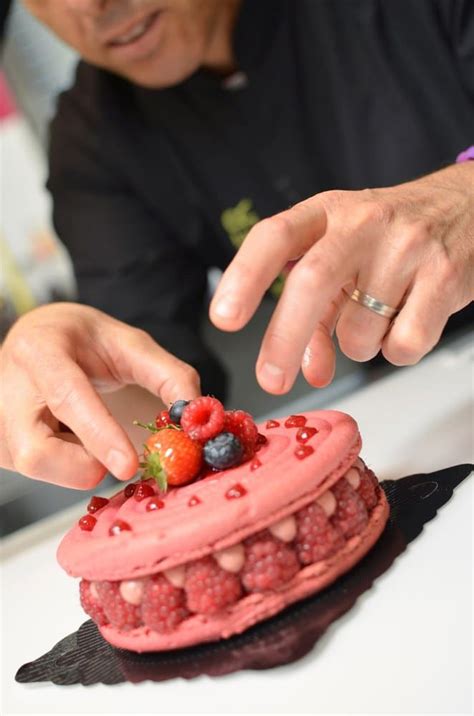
[1,0,473,487]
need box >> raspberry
[241,532,299,592]
[357,468,379,510]
[331,478,368,538]
[155,410,172,428]
[141,574,189,633]
[223,410,258,460]
[203,432,243,470]
[169,399,189,425]
[181,397,225,442]
[184,557,242,614]
[95,580,142,630]
[294,501,345,565]
[79,580,108,626]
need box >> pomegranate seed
[78,514,96,531]
[285,415,307,428]
[250,458,262,471]
[225,483,247,499]
[188,495,201,507]
[266,420,280,429]
[124,484,136,499]
[146,497,165,511]
[109,519,132,536]
[296,426,318,444]
[87,496,109,514]
[134,482,155,501]
[295,445,314,460]
[255,433,268,452]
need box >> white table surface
[1,338,473,716]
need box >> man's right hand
[0,303,200,489]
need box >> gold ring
[345,288,400,319]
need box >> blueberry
[203,432,244,470]
[169,399,189,425]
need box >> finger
[336,258,410,362]
[210,199,327,331]
[32,359,138,481]
[382,274,454,366]
[255,237,353,393]
[105,326,201,404]
[301,293,346,388]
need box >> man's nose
[64,0,108,16]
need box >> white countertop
[1,338,473,715]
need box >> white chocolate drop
[269,515,297,542]
[163,565,186,588]
[119,579,144,605]
[90,581,99,601]
[317,490,337,517]
[214,543,245,573]
[345,467,361,489]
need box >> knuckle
[353,200,395,229]
[47,383,77,416]
[384,324,428,365]
[319,189,347,210]
[261,214,294,244]
[293,253,338,287]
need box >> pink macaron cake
[57,405,389,653]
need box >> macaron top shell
[57,410,361,581]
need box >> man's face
[24,0,233,87]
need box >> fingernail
[213,295,240,320]
[107,448,129,479]
[260,362,285,391]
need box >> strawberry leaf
[143,451,168,492]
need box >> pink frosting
[57,410,361,581]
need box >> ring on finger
[344,287,400,320]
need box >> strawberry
[144,429,203,489]
[223,409,258,461]
[181,397,225,442]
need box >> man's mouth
[107,11,160,47]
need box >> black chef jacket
[48,0,474,397]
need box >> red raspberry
[141,574,189,633]
[223,410,258,460]
[155,410,172,428]
[184,557,242,615]
[241,532,299,592]
[79,579,108,626]
[95,581,142,631]
[357,468,379,511]
[294,501,345,565]
[181,397,225,442]
[331,478,368,538]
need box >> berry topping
[169,399,190,425]
[87,496,109,514]
[296,426,318,443]
[79,579,108,626]
[146,497,165,511]
[184,557,242,615]
[203,432,244,470]
[134,482,155,501]
[266,419,280,429]
[181,397,225,442]
[78,514,97,531]
[285,415,307,428]
[155,410,172,428]
[95,581,141,630]
[141,574,189,633]
[242,532,299,592]
[188,495,201,507]
[330,478,369,538]
[295,445,314,459]
[144,429,203,489]
[124,483,136,499]
[357,467,379,511]
[295,501,344,565]
[250,458,262,471]
[109,519,132,536]
[222,410,258,460]
[225,483,247,499]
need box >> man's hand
[0,304,200,488]
[210,163,474,393]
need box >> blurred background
[0,2,468,538]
